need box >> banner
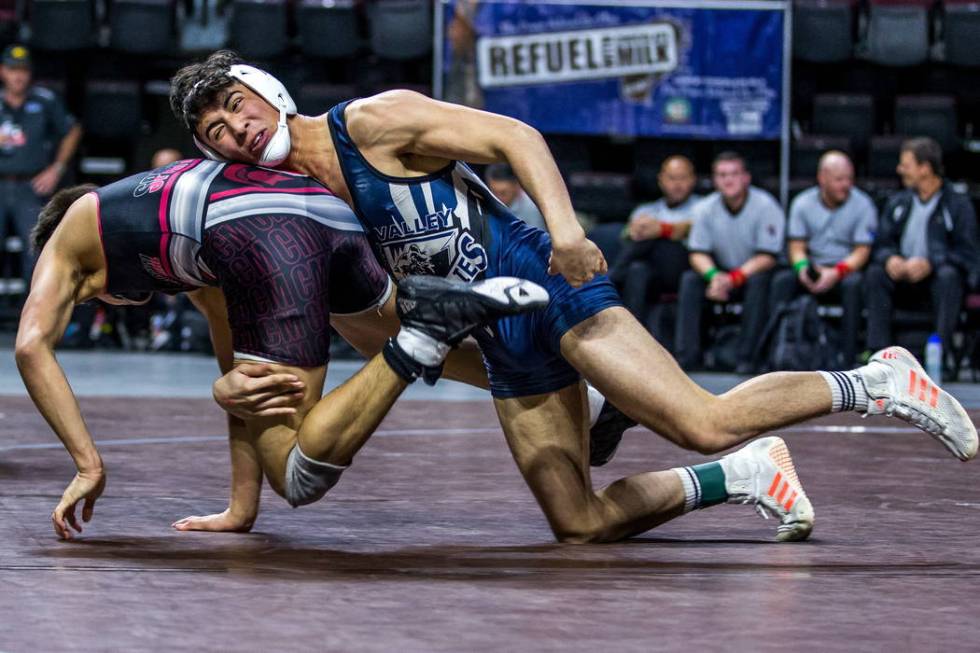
[440,1,787,139]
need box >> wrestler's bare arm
[348,90,605,286]
[16,244,105,539]
[175,287,265,532]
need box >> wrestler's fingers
[245,374,305,393]
[252,393,305,412]
[235,363,291,379]
[82,495,98,523]
[52,507,70,539]
[65,502,81,533]
[252,407,298,417]
[238,388,304,407]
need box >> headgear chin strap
[193,64,297,167]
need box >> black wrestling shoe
[589,400,638,467]
[396,275,550,345]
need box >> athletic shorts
[476,222,623,398]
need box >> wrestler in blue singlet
[327,100,622,397]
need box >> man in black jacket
[865,137,979,369]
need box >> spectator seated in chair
[864,137,980,378]
[675,151,785,374]
[608,155,702,335]
[770,151,877,369]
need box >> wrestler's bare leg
[495,383,685,543]
[242,355,409,498]
[560,306,832,455]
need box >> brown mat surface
[1,397,978,652]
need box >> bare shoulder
[54,193,101,264]
[345,90,439,146]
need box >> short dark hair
[485,163,517,182]
[169,50,243,131]
[901,137,944,176]
[32,184,97,255]
[712,150,747,173]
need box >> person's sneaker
[396,275,550,346]
[589,401,637,467]
[860,346,978,461]
[721,436,814,542]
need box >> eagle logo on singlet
[391,243,436,277]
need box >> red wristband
[659,222,674,239]
[729,268,746,287]
[834,261,852,278]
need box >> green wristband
[793,259,810,273]
[703,267,719,282]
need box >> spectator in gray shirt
[485,163,546,231]
[608,155,701,341]
[770,151,877,367]
[676,151,784,373]
[865,137,979,376]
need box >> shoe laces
[865,397,945,435]
[728,459,775,520]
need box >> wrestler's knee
[281,445,347,507]
[548,506,616,544]
[659,399,734,455]
[552,522,609,544]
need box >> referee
[0,44,81,291]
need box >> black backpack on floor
[754,295,841,371]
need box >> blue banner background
[441,1,786,139]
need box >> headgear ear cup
[228,65,296,167]
[193,134,226,161]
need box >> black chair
[30,0,94,51]
[867,135,905,178]
[546,135,591,179]
[569,173,634,223]
[368,0,432,60]
[894,95,958,152]
[793,0,855,63]
[295,83,356,116]
[944,2,980,67]
[109,0,176,55]
[812,94,874,153]
[791,135,851,177]
[84,81,143,139]
[866,0,931,67]
[586,222,626,264]
[230,0,288,60]
[297,0,360,59]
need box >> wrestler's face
[195,83,279,164]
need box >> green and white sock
[673,462,728,513]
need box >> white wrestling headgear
[192,64,296,167]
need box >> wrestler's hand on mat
[52,468,106,540]
[213,363,305,419]
[172,509,254,533]
[549,234,607,287]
